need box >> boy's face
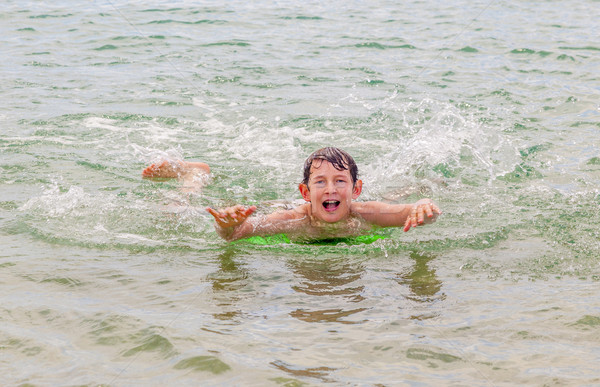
[299,160,362,223]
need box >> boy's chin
[315,211,347,223]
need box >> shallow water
[1,0,599,385]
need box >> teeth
[323,200,340,210]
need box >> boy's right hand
[206,205,257,229]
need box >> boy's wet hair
[302,147,358,186]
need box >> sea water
[1,0,599,385]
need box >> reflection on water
[2,0,599,384]
[289,257,367,324]
[395,251,445,320]
[207,248,248,323]
[286,251,445,325]
[289,307,367,325]
[270,360,336,383]
[291,258,364,302]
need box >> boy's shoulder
[292,202,311,217]
[270,202,310,220]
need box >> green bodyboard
[239,233,386,246]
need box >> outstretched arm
[206,204,308,241]
[354,199,441,232]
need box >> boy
[143,147,441,242]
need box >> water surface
[1,0,599,385]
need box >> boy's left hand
[403,199,441,232]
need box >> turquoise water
[1,0,599,385]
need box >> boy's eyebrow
[310,172,350,180]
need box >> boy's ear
[298,183,310,201]
[352,179,363,199]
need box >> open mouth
[322,200,341,212]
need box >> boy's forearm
[358,201,433,228]
[358,202,410,227]
[212,211,299,241]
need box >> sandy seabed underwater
[1,0,600,385]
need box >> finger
[424,204,434,218]
[233,205,250,218]
[410,206,418,226]
[403,217,411,232]
[417,207,425,224]
[411,213,418,228]
[243,206,257,217]
[211,209,232,223]
[225,207,240,218]
[206,207,222,218]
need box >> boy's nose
[325,181,337,193]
